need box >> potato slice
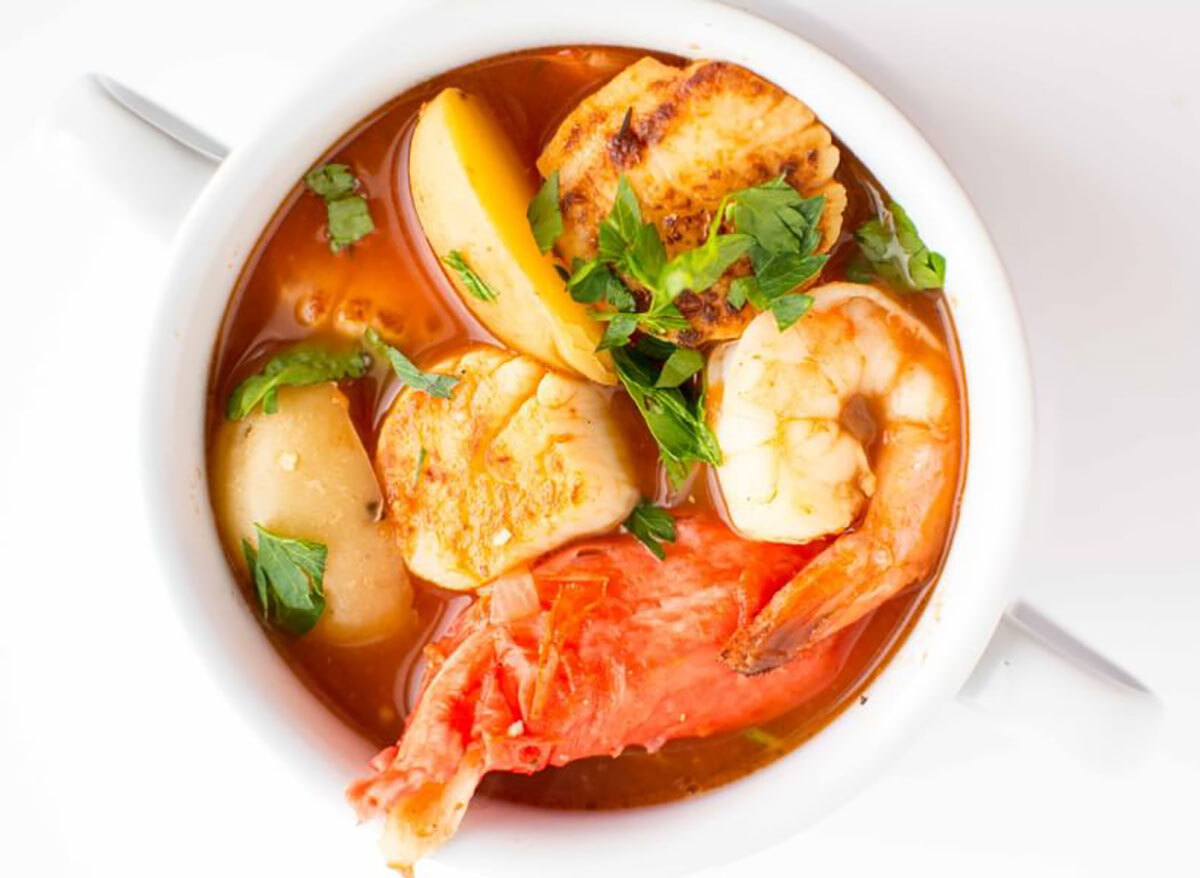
[408,88,614,384]
[376,345,639,591]
[211,383,412,645]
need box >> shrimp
[710,283,962,674]
[346,517,851,873]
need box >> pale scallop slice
[376,345,639,591]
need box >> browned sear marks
[538,57,847,344]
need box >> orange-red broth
[207,45,965,809]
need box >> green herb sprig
[623,499,678,560]
[445,251,498,302]
[243,524,327,635]
[527,170,564,253]
[847,199,946,291]
[569,174,825,343]
[364,327,459,399]
[304,163,375,252]
[612,346,721,486]
[570,176,751,344]
[723,177,826,330]
[226,347,368,421]
[654,347,704,389]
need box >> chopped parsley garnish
[304,164,356,198]
[596,312,639,351]
[725,176,827,329]
[527,170,564,253]
[444,251,498,302]
[364,327,459,399]
[304,163,375,252]
[575,174,827,346]
[654,346,704,389]
[743,727,783,749]
[243,524,327,636]
[726,275,756,310]
[567,258,631,308]
[612,346,722,486]
[848,200,946,291]
[623,499,678,560]
[767,292,814,331]
[659,229,753,300]
[584,175,747,344]
[226,347,368,421]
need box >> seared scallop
[376,345,639,590]
[538,57,847,344]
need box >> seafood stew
[206,46,964,871]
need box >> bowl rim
[142,0,1033,874]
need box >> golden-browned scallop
[212,384,413,645]
[376,345,639,591]
[538,57,847,345]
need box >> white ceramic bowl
[144,0,1033,874]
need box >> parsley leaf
[303,163,356,199]
[599,175,645,260]
[597,176,671,307]
[655,347,704,388]
[634,334,677,360]
[568,258,632,308]
[629,305,690,337]
[661,232,754,299]
[845,254,876,284]
[304,163,374,252]
[326,196,374,252]
[728,179,823,256]
[851,200,946,291]
[587,175,819,344]
[770,293,814,330]
[612,347,722,486]
[727,276,756,310]
[243,524,327,635]
[596,312,638,350]
[750,250,827,301]
[364,327,459,399]
[444,251,498,302]
[720,177,829,328]
[588,176,737,344]
[627,222,669,297]
[226,347,368,420]
[623,499,678,560]
[527,170,564,253]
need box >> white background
[1,1,1197,875]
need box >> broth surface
[207,46,966,810]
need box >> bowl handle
[958,600,1161,769]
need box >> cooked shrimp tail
[722,422,960,673]
[713,283,962,674]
